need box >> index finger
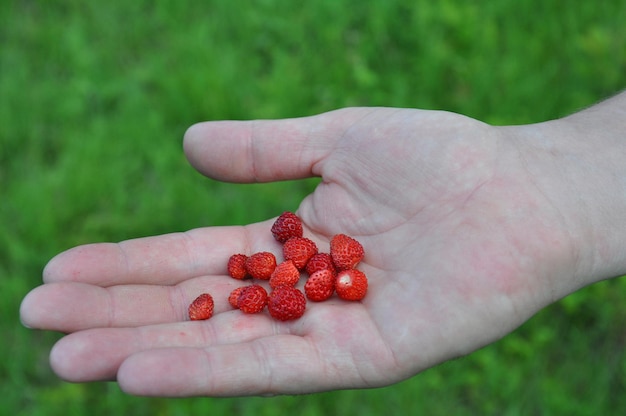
[42,222,278,286]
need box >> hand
[20,107,597,397]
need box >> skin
[20,91,626,397]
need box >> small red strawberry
[245,251,277,280]
[271,211,303,243]
[330,234,364,270]
[269,260,301,289]
[305,252,337,276]
[188,293,214,320]
[304,269,335,302]
[237,284,268,314]
[227,253,248,280]
[283,237,318,270]
[335,269,368,301]
[267,286,306,321]
[228,286,245,309]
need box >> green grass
[2,0,625,414]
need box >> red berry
[283,237,318,270]
[305,252,337,276]
[227,253,249,280]
[271,211,303,243]
[269,260,301,289]
[267,286,306,321]
[228,287,245,309]
[188,293,214,320]
[245,252,277,280]
[330,234,364,270]
[335,269,368,301]
[237,284,268,314]
[304,269,335,302]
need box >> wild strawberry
[267,286,306,321]
[271,211,303,243]
[237,284,268,314]
[188,293,214,320]
[269,260,300,289]
[305,252,337,276]
[227,253,248,280]
[245,251,277,280]
[228,286,245,309]
[283,237,318,270]
[330,234,364,270]
[335,269,368,301]
[304,269,335,302]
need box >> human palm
[20,107,578,396]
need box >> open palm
[20,107,580,396]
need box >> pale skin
[20,91,626,397]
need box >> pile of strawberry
[188,211,367,322]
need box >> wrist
[558,93,626,282]
[499,94,626,293]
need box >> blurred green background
[2,0,625,414]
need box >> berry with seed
[188,293,214,320]
[227,253,249,280]
[245,251,277,280]
[237,284,268,314]
[267,286,306,321]
[271,211,303,243]
[304,269,335,302]
[283,237,318,270]
[269,260,301,289]
[228,286,245,309]
[330,234,364,270]
[335,269,368,301]
[305,252,337,276]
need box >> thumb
[182,108,371,183]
